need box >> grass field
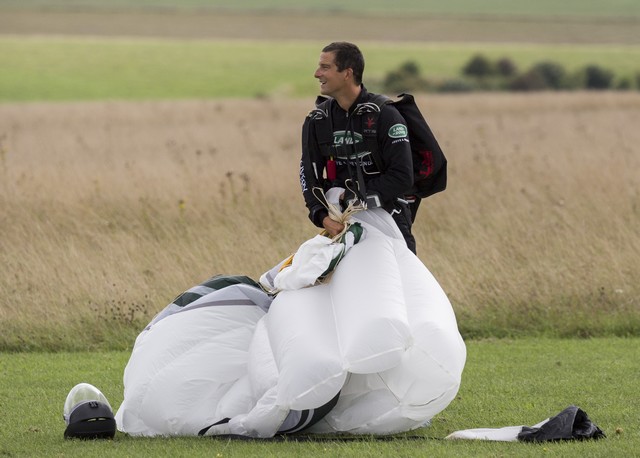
[2,1,640,45]
[1,37,640,102]
[2,0,639,104]
[1,338,637,456]
[1,92,639,351]
[1,2,638,455]
[3,0,640,17]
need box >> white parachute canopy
[115,208,466,437]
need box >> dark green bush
[380,55,633,93]
[496,57,518,77]
[382,60,430,94]
[462,54,495,78]
[530,61,567,89]
[582,64,615,89]
[616,78,632,90]
[398,60,420,77]
[509,69,549,91]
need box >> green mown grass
[1,37,640,102]
[0,338,636,457]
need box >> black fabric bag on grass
[517,405,605,442]
[446,405,605,442]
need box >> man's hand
[322,216,345,237]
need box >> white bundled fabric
[115,208,465,438]
[271,230,361,291]
[267,286,346,409]
[308,238,466,434]
[221,319,288,437]
[327,228,410,374]
[220,286,343,437]
[261,221,363,293]
[272,235,344,290]
[115,282,268,436]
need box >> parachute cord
[345,115,363,201]
[343,180,365,209]
[312,186,365,241]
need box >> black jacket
[300,86,413,227]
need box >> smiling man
[299,42,417,253]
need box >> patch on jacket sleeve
[388,124,408,138]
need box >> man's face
[314,51,349,97]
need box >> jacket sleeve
[300,117,328,227]
[364,105,413,207]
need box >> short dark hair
[322,42,364,85]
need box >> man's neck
[335,84,362,112]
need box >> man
[299,42,417,253]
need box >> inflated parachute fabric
[115,276,270,436]
[115,208,466,438]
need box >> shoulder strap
[355,94,391,172]
[367,94,392,109]
[309,97,335,158]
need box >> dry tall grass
[1,93,639,350]
[3,9,640,44]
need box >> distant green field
[3,0,640,17]
[2,37,639,102]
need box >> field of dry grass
[2,8,640,44]
[1,92,638,350]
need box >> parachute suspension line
[343,179,364,209]
[312,187,366,241]
[345,114,366,203]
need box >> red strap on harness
[327,157,336,181]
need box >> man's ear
[345,68,353,80]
